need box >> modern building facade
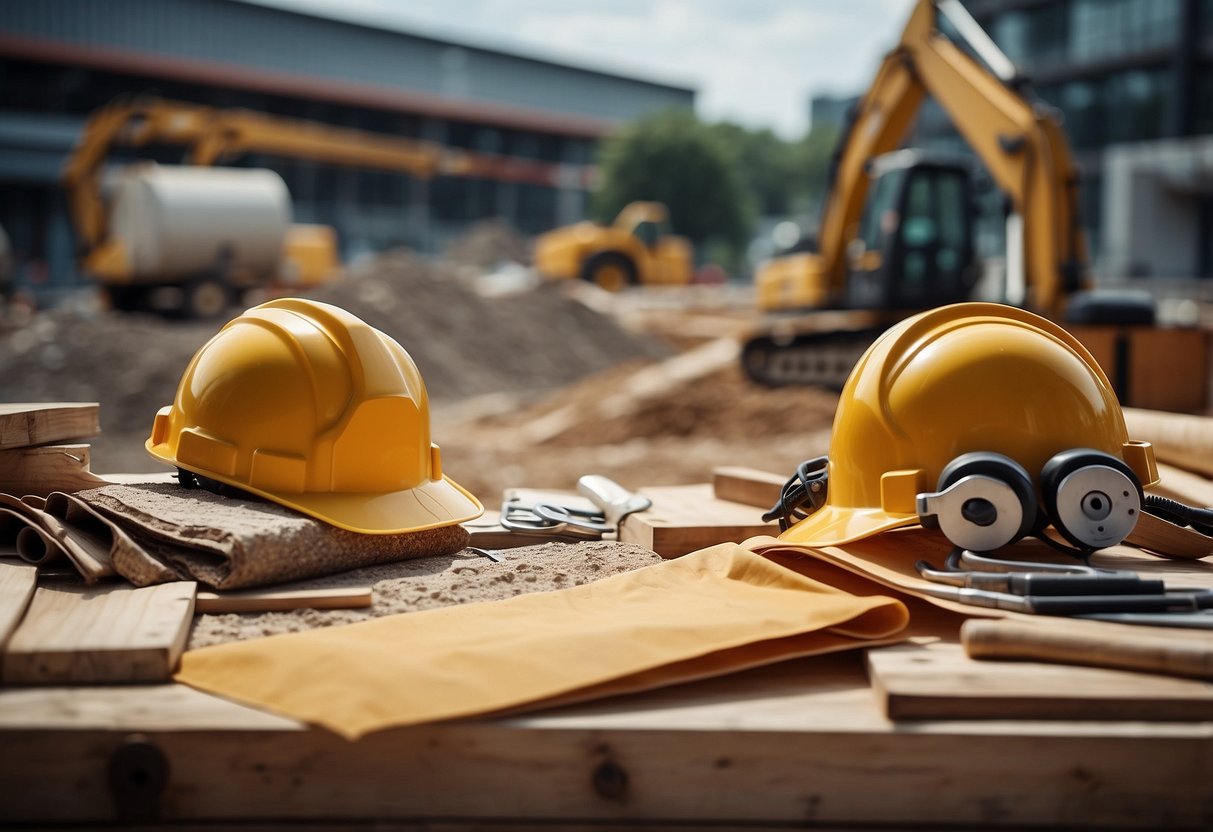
[0,0,695,300]
[942,0,1213,282]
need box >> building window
[1104,69,1170,143]
[1071,0,1180,63]
[1055,80,1102,149]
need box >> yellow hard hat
[780,302,1157,548]
[147,298,483,534]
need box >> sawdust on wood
[187,541,663,649]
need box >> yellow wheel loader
[533,201,693,291]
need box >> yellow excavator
[742,0,1176,398]
[63,96,583,317]
[532,201,693,291]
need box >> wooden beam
[869,641,1213,721]
[0,403,100,450]
[0,561,38,652]
[619,484,776,557]
[3,580,196,684]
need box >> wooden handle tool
[961,617,1213,680]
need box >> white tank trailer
[107,164,291,283]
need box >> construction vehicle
[532,201,692,291]
[63,97,583,317]
[742,0,1161,392]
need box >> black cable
[1034,531,1096,561]
[1144,494,1213,536]
[762,456,829,531]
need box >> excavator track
[741,327,885,389]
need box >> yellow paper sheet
[176,543,908,738]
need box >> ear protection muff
[768,448,1151,553]
[1039,448,1142,551]
[915,452,1039,553]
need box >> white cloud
[248,0,918,139]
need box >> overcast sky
[251,0,919,140]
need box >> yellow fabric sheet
[176,543,908,738]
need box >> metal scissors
[498,496,604,539]
[531,502,613,534]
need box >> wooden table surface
[3,648,1211,831]
[4,461,1213,829]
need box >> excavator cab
[846,150,978,311]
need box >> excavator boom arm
[812,0,1088,316]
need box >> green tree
[593,109,754,262]
[789,123,842,218]
[706,121,795,217]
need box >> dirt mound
[311,250,669,401]
[0,254,668,473]
[0,307,223,455]
[442,219,531,270]
[436,344,838,498]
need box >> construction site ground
[0,245,837,503]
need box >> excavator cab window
[632,220,661,249]
[849,159,975,310]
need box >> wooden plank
[3,580,196,684]
[1152,461,1213,506]
[1,657,1212,828]
[0,403,100,450]
[1125,408,1213,478]
[712,466,785,508]
[868,641,1213,722]
[196,584,373,614]
[1071,327,1209,412]
[619,483,777,557]
[1126,509,1213,559]
[0,561,38,651]
[0,443,110,497]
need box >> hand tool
[528,476,652,535]
[576,475,652,529]
[498,497,604,539]
[1076,611,1213,630]
[961,617,1213,677]
[917,583,1213,616]
[532,501,613,534]
[915,560,1165,596]
[949,547,1115,575]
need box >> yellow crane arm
[186,109,448,175]
[60,98,215,251]
[62,96,591,263]
[813,5,931,301]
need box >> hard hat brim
[275,475,485,535]
[147,440,483,534]
[778,505,918,548]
